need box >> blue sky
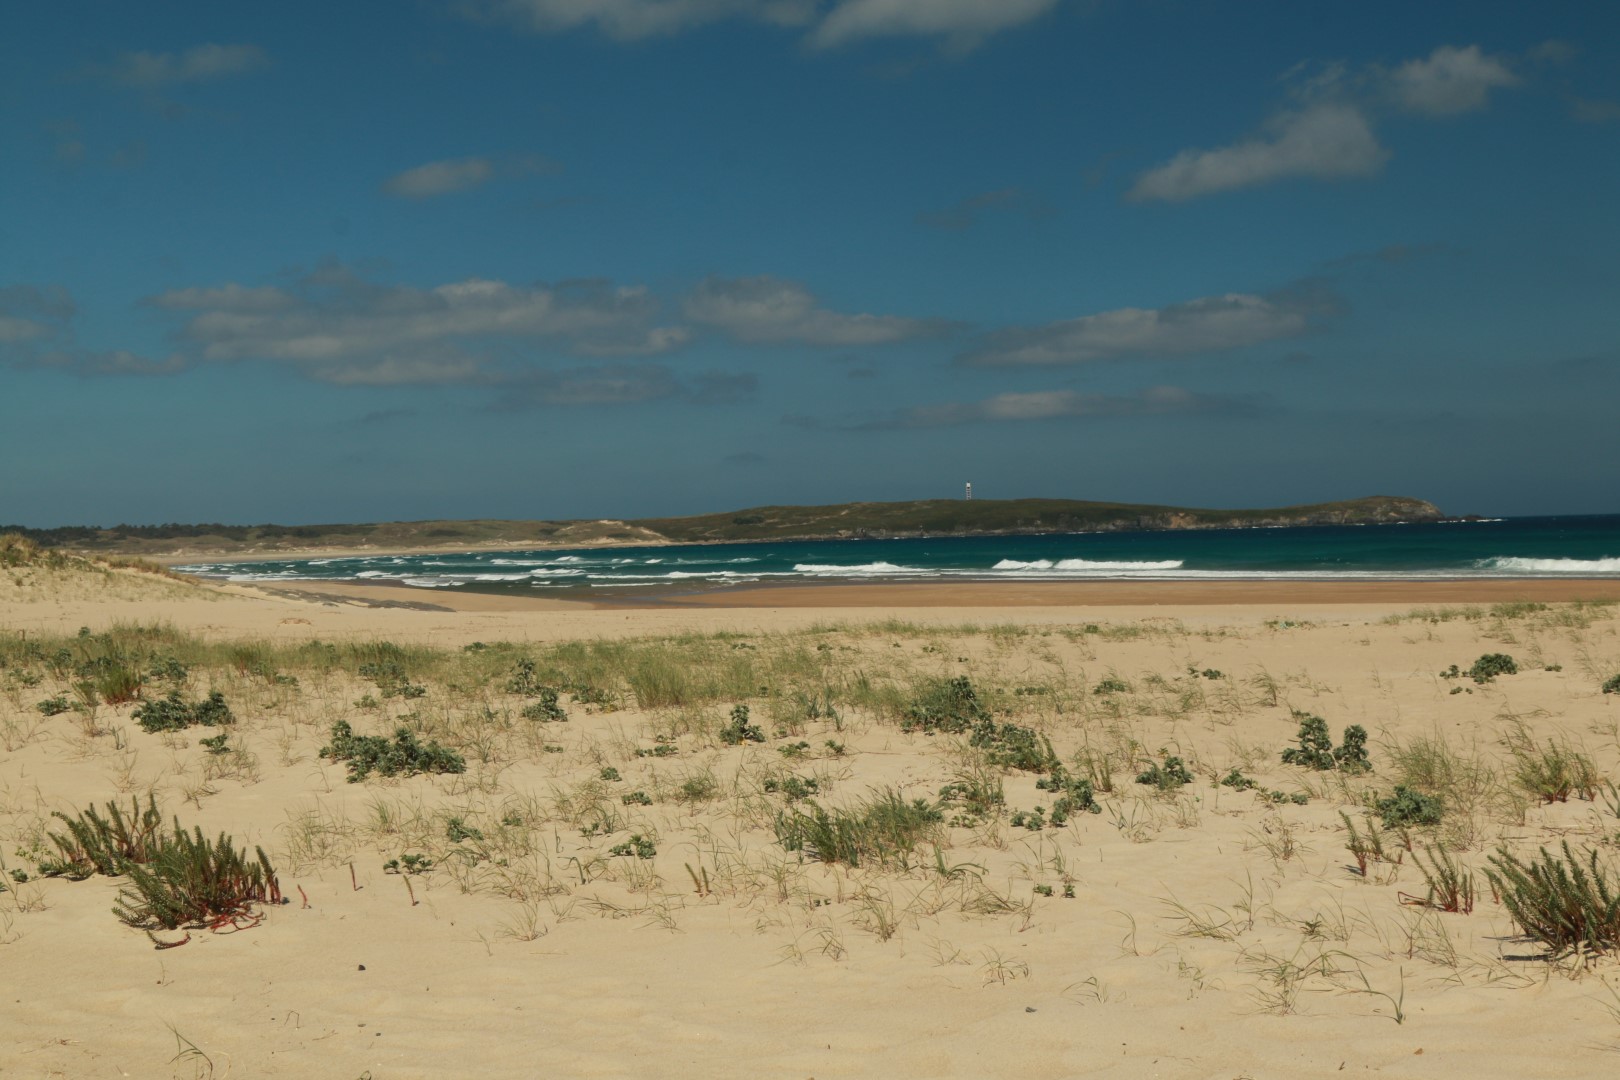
[2,0,1617,526]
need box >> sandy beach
[4,560,1620,1078]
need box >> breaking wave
[992,558,1184,572]
[1478,556,1620,574]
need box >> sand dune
[4,565,1620,1077]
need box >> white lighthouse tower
[965,482,973,501]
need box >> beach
[4,559,1620,1078]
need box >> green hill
[5,495,1445,556]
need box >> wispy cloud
[33,349,187,377]
[1130,43,1528,203]
[95,43,270,87]
[494,363,756,408]
[915,187,1054,230]
[811,385,1252,430]
[1380,44,1519,116]
[1322,242,1453,270]
[1128,104,1387,203]
[382,154,562,199]
[808,0,1059,52]
[684,275,949,347]
[383,157,496,199]
[0,283,182,376]
[959,286,1333,367]
[464,0,1057,51]
[462,0,814,40]
[1570,96,1620,124]
[144,263,690,385]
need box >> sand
[4,563,1620,1078]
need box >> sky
[2,0,1617,526]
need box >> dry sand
[4,564,1620,1078]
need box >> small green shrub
[599,766,621,782]
[1035,766,1100,824]
[1220,768,1259,792]
[384,853,434,874]
[1466,653,1518,684]
[197,733,231,755]
[763,774,821,801]
[675,772,720,803]
[1092,676,1131,695]
[113,826,280,932]
[1486,840,1620,959]
[36,695,73,716]
[1376,786,1443,828]
[505,658,547,695]
[318,720,466,782]
[445,817,484,843]
[146,656,189,683]
[520,688,567,722]
[132,691,234,733]
[719,704,765,745]
[901,676,990,734]
[38,795,167,879]
[37,796,279,933]
[1011,807,1046,830]
[609,835,657,859]
[1602,674,1620,695]
[621,790,653,806]
[1135,754,1192,791]
[938,771,1005,822]
[968,719,1057,773]
[1280,714,1371,774]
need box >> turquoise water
[176,515,1620,594]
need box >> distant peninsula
[6,496,1445,557]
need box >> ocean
[175,514,1620,595]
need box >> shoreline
[230,575,1620,612]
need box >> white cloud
[383,157,496,199]
[467,0,816,40]
[961,291,1321,366]
[915,187,1053,230]
[810,0,1058,50]
[835,385,1240,429]
[0,285,75,344]
[0,315,51,343]
[684,275,945,346]
[1129,104,1387,203]
[103,44,270,87]
[1570,96,1620,125]
[497,363,756,407]
[467,0,1053,48]
[149,268,688,384]
[34,349,187,377]
[1384,44,1518,115]
[147,284,295,312]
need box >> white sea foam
[793,561,932,576]
[1479,556,1620,574]
[992,558,1184,572]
